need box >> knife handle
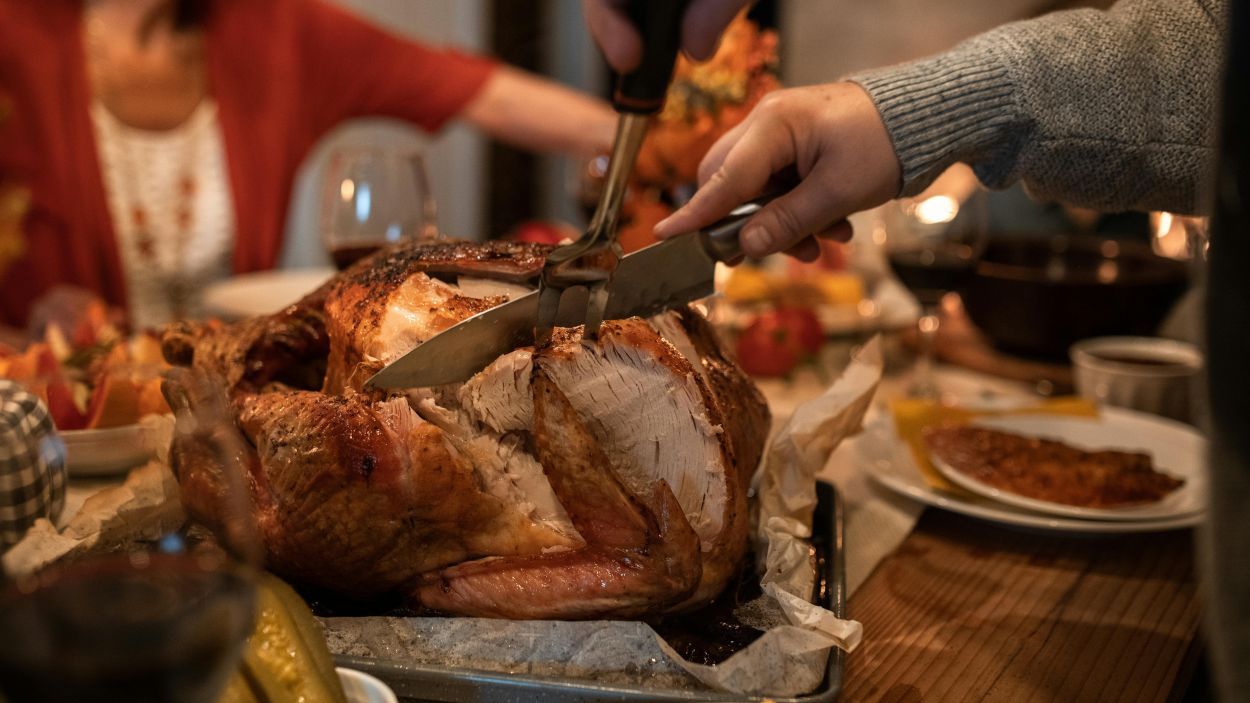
[698,192,781,265]
[612,0,691,114]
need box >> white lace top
[90,100,235,330]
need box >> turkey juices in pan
[161,240,770,619]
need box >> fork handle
[613,0,691,113]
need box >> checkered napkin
[0,379,67,549]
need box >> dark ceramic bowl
[961,235,1190,359]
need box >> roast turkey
[163,239,770,619]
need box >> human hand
[653,82,901,261]
[583,0,753,73]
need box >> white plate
[203,268,335,320]
[337,667,398,703]
[928,414,1205,521]
[62,423,156,477]
[859,407,1206,534]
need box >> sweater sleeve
[293,0,498,134]
[848,0,1225,214]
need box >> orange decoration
[616,192,674,254]
[128,333,167,366]
[634,14,779,188]
[618,14,781,252]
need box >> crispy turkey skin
[164,239,769,618]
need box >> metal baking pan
[334,480,846,702]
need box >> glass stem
[911,304,941,400]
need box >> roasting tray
[332,481,846,703]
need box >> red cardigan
[0,0,496,326]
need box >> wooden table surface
[843,510,1201,703]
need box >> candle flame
[912,195,959,225]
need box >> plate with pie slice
[861,407,1206,533]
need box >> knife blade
[365,198,770,389]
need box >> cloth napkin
[889,396,1100,494]
[0,379,66,549]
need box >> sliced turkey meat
[534,321,749,609]
[456,349,535,434]
[454,276,533,301]
[415,370,701,619]
[663,307,771,492]
[415,397,579,548]
[162,238,769,618]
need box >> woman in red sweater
[0,0,616,328]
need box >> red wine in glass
[330,244,383,270]
[322,147,438,270]
[0,553,255,703]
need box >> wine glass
[0,370,261,703]
[321,145,438,270]
[882,168,989,398]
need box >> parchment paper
[658,336,881,695]
[2,415,182,577]
[324,337,884,697]
[1,460,185,577]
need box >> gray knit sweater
[849,0,1226,215]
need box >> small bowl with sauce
[1070,336,1203,422]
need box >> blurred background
[7,0,1197,418]
[280,0,1113,269]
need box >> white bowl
[61,424,154,476]
[1070,336,1202,422]
[337,667,398,703]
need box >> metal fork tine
[582,283,610,340]
[534,114,649,344]
[534,284,567,347]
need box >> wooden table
[842,510,1201,702]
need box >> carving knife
[366,197,771,389]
